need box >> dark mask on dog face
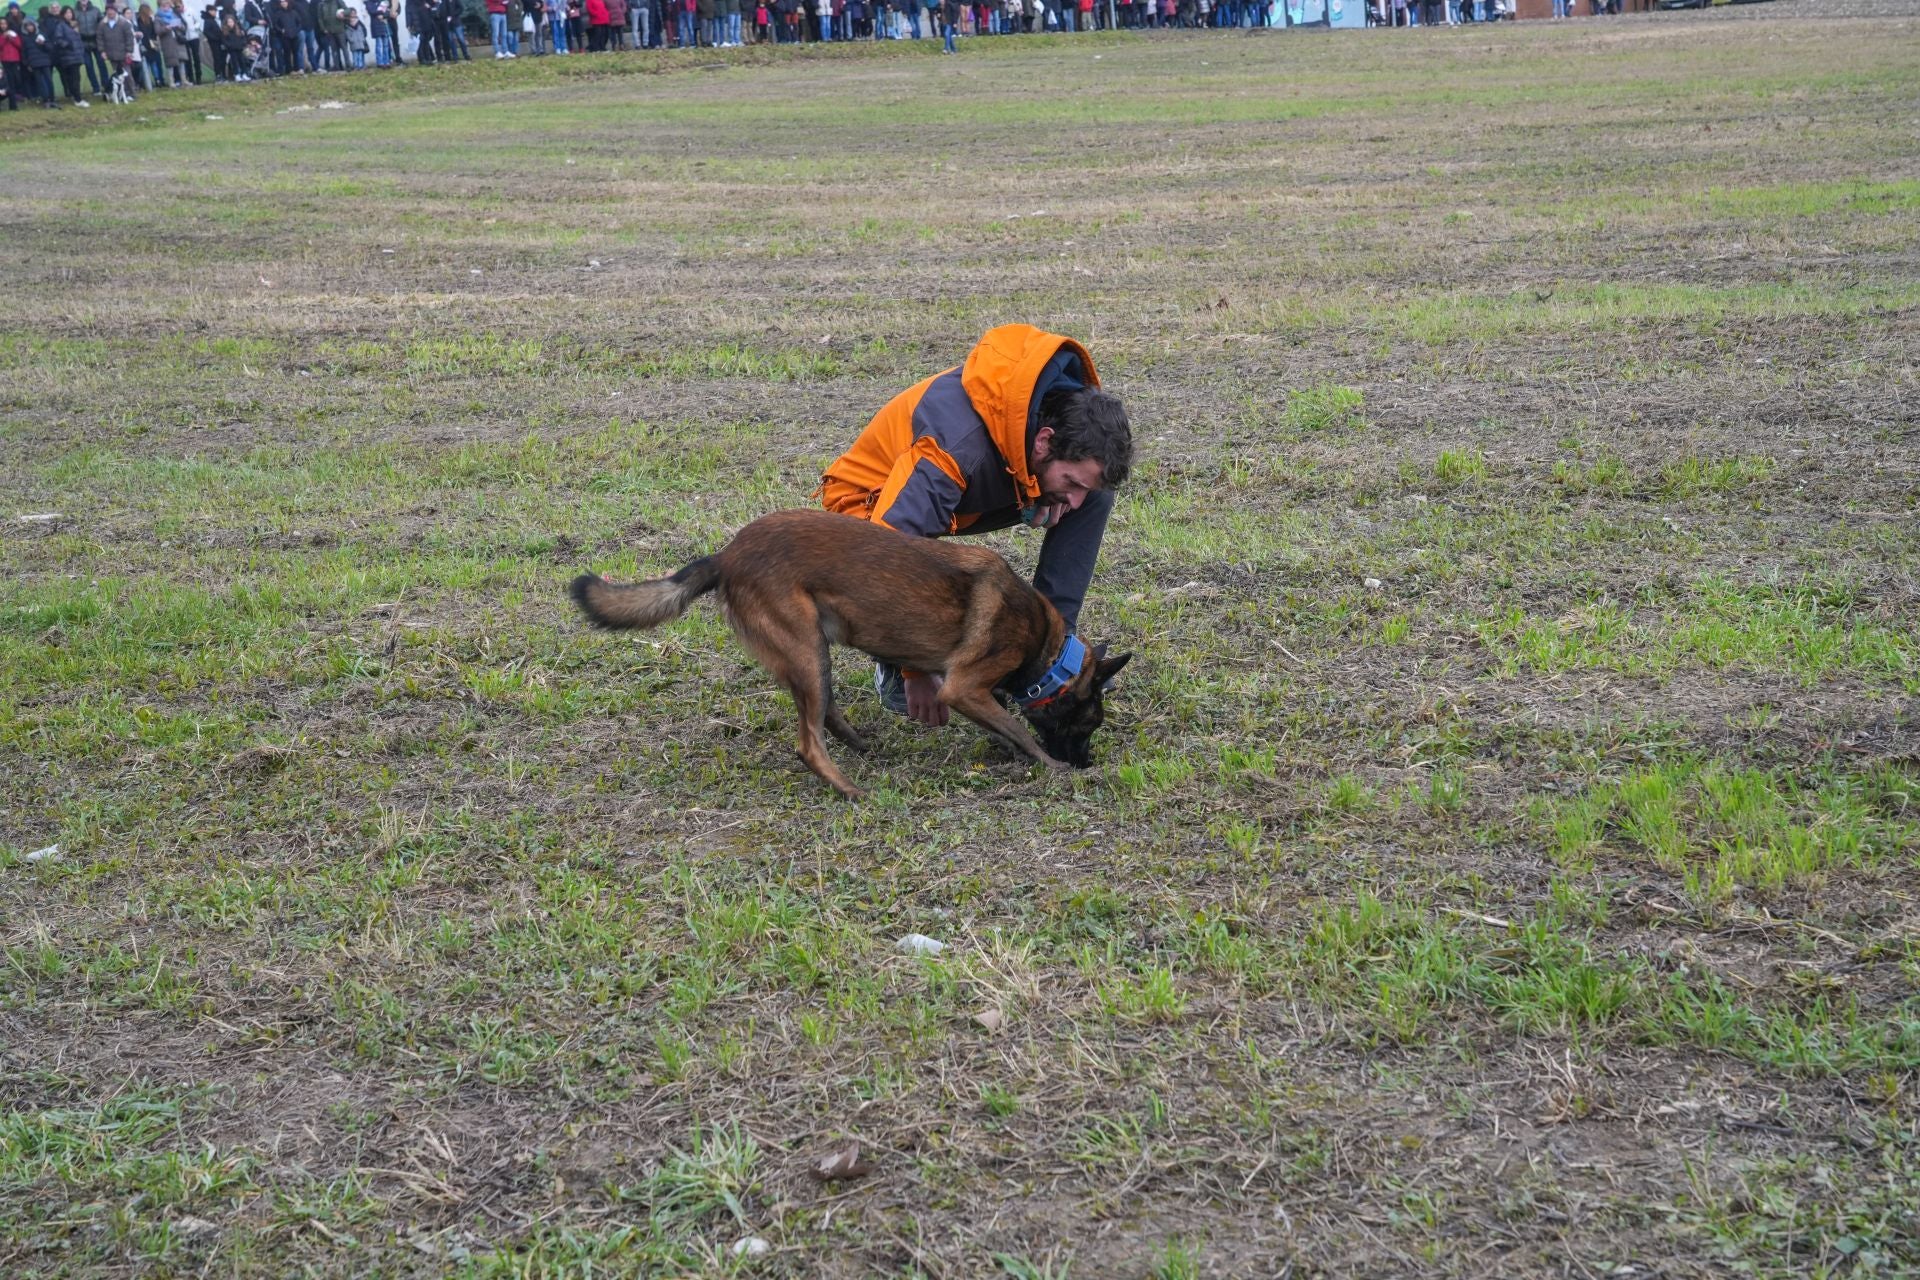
[1025,646,1131,768]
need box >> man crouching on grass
[819,323,1133,727]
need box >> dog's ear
[1070,641,1108,693]
[1095,652,1131,685]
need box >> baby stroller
[237,31,272,78]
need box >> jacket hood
[958,323,1099,503]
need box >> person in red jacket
[583,0,608,44]
[486,0,512,53]
[0,19,25,108]
[820,324,1132,725]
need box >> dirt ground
[2,7,1917,1278]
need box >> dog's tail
[570,557,720,631]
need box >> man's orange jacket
[820,324,1099,537]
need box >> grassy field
[3,9,1919,1277]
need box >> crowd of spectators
[3,0,380,105]
[1,0,1630,109]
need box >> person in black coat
[22,16,56,102]
[289,0,312,67]
[215,7,245,72]
[198,3,219,73]
[404,0,432,59]
[39,5,85,99]
[267,0,298,68]
[438,0,465,57]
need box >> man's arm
[869,437,965,538]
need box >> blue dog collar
[1018,635,1087,708]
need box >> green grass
[1536,757,1916,909]
[1474,579,1916,687]
[1283,382,1367,434]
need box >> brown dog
[570,509,1129,799]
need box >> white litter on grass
[1364,577,1384,590]
[204,113,224,120]
[469,269,483,275]
[897,934,945,957]
[277,103,312,112]
[381,248,396,255]
[25,844,60,863]
[16,512,62,523]
[731,1237,771,1258]
[317,100,351,109]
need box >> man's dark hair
[1038,386,1132,489]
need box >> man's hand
[1026,500,1071,530]
[903,672,949,727]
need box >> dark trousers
[1033,488,1113,632]
[3,61,26,106]
[58,62,83,99]
[82,41,107,91]
[943,488,1114,632]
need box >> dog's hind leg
[815,630,869,753]
[810,614,867,753]
[733,595,864,800]
[824,705,866,753]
